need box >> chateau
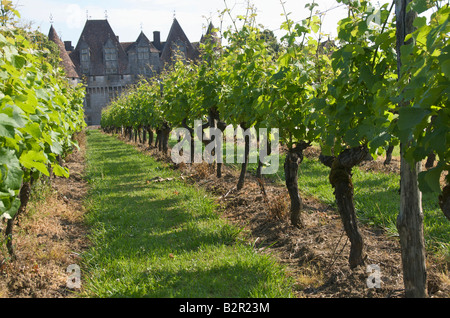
[49,18,214,125]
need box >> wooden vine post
[395,0,427,298]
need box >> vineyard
[100,0,449,297]
[1,0,449,299]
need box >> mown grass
[80,130,294,298]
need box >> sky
[14,0,391,46]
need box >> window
[104,46,118,74]
[106,62,118,74]
[80,48,90,73]
[105,47,117,61]
[137,47,149,60]
[171,39,186,60]
[85,93,91,109]
[81,49,89,61]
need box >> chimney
[153,31,161,49]
[64,41,74,51]
[116,35,119,42]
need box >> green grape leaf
[397,107,430,131]
[52,163,69,178]
[418,165,443,194]
[19,150,49,176]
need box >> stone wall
[84,75,135,125]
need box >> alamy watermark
[170,120,280,175]
[66,264,81,289]
[65,263,381,290]
[366,264,381,289]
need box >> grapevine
[100,0,449,296]
[0,2,86,257]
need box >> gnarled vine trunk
[284,142,310,228]
[284,150,303,228]
[384,144,394,165]
[216,120,227,178]
[182,118,195,163]
[128,127,133,141]
[147,127,154,147]
[155,128,162,151]
[5,176,33,259]
[439,184,450,221]
[330,148,367,268]
[256,134,271,179]
[161,123,171,155]
[321,146,368,268]
[206,108,217,170]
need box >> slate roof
[47,25,79,78]
[50,18,202,77]
[160,18,199,64]
[125,31,160,54]
[200,22,220,47]
[69,19,128,76]
[120,42,135,52]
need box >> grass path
[80,130,293,297]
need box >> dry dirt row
[0,133,89,298]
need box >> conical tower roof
[160,18,199,63]
[125,31,160,54]
[48,25,79,78]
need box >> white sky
[14,0,437,47]
[14,0,371,45]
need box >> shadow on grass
[108,262,276,298]
[82,130,292,297]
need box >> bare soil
[0,132,89,298]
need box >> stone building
[49,17,211,125]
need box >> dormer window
[104,40,118,74]
[171,39,186,60]
[105,47,118,61]
[81,48,89,61]
[137,47,149,60]
[80,48,90,73]
[136,46,151,75]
